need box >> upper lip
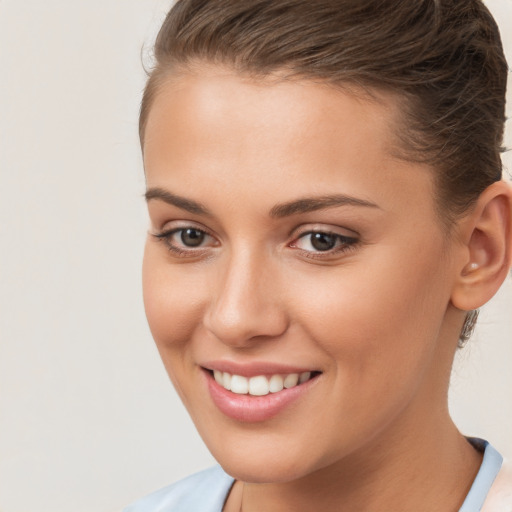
[201,360,320,377]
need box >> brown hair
[140,0,508,341]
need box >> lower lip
[204,370,320,423]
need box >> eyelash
[151,227,359,259]
[289,230,359,259]
[152,227,216,257]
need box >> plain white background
[0,1,510,511]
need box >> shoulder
[123,465,235,512]
[482,459,512,512]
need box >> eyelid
[153,218,211,232]
[290,230,358,247]
[150,222,219,257]
[151,218,218,239]
[288,225,360,259]
[289,222,359,240]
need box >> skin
[140,66,505,511]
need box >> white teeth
[249,376,269,396]
[213,370,314,395]
[230,375,249,394]
[222,372,232,391]
[284,373,299,388]
[269,374,284,393]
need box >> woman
[126,0,512,510]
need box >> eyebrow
[145,187,211,216]
[145,187,380,218]
[269,194,380,218]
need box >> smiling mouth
[208,369,321,396]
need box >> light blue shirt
[460,439,503,512]
[124,439,503,512]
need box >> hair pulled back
[140,0,508,341]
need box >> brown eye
[180,228,206,247]
[291,230,358,257]
[152,226,216,256]
[309,233,336,251]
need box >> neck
[232,412,481,512]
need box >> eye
[291,230,358,255]
[151,226,217,256]
[303,232,337,251]
[178,228,207,247]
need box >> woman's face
[142,67,463,482]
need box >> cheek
[290,241,451,390]
[142,244,206,355]
[279,253,452,459]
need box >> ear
[450,180,512,311]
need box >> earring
[458,309,479,348]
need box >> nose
[203,248,289,347]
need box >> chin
[201,431,330,484]
[219,455,317,484]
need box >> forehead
[143,67,435,220]
[144,67,398,159]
